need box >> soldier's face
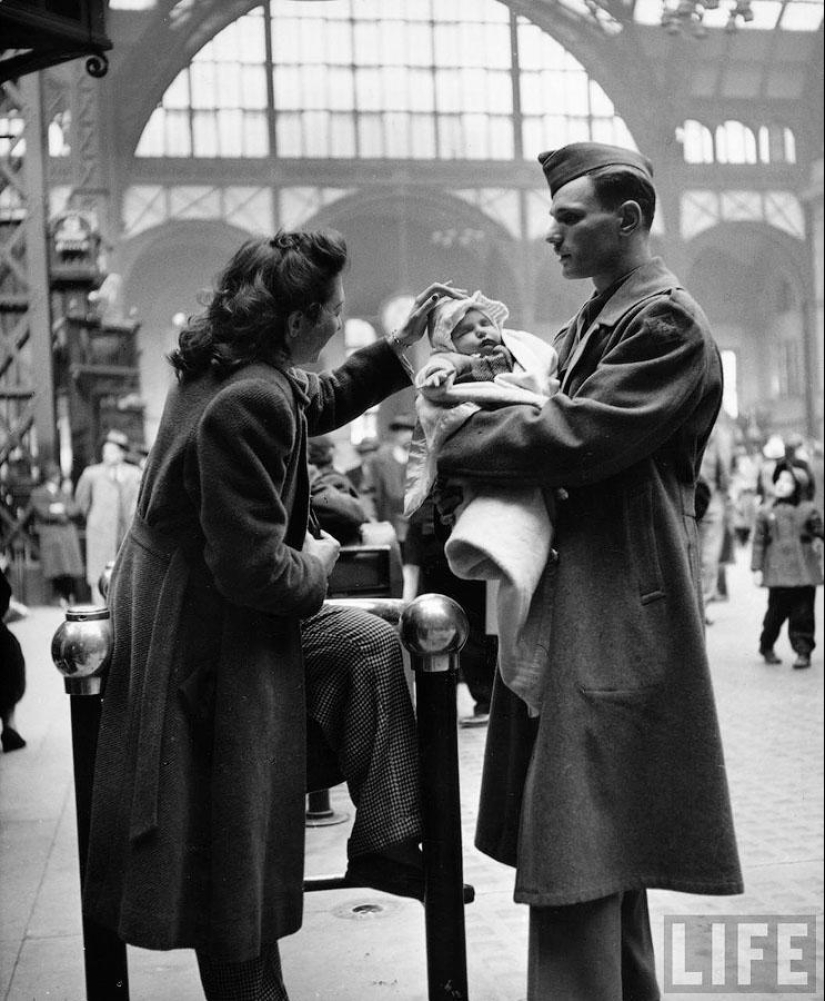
[544,175,624,284]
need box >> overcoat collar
[559,256,681,391]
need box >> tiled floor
[1,550,822,1000]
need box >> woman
[29,461,84,606]
[82,229,457,1000]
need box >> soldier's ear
[618,200,643,235]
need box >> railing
[52,584,474,1001]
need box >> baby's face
[451,309,502,356]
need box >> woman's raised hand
[391,281,467,348]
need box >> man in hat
[434,142,743,999]
[362,415,416,553]
[75,429,143,602]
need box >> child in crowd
[751,461,824,668]
[404,290,559,716]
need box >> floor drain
[352,903,383,916]
[332,898,398,920]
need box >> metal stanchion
[401,593,471,1001]
[51,602,130,1000]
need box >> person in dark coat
[82,229,460,1001]
[434,142,744,1000]
[30,462,84,606]
[0,563,26,752]
[751,461,824,668]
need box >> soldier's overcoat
[437,258,744,905]
[83,341,409,961]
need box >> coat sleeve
[73,469,92,518]
[298,339,412,437]
[750,510,769,572]
[436,295,718,489]
[196,378,328,618]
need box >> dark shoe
[1,728,26,752]
[793,653,811,669]
[345,841,425,902]
[760,649,782,665]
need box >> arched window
[136,0,634,161]
[715,120,757,164]
[679,119,714,164]
[758,124,797,165]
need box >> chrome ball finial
[400,593,469,670]
[51,605,113,695]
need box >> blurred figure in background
[307,435,368,546]
[731,442,760,546]
[30,461,84,607]
[0,558,26,752]
[75,430,142,603]
[362,415,415,556]
[698,420,734,618]
[752,461,824,669]
[757,433,786,503]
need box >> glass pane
[192,111,218,156]
[165,110,191,155]
[244,112,269,157]
[238,11,266,62]
[330,114,356,157]
[217,109,243,156]
[433,24,460,65]
[408,70,435,112]
[382,20,408,65]
[300,20,325,64]
[274,66,301,108]
[385,113,410,157]
[465,114,489,158]
[302,66,328,110]
[410,114,436,158]
[520,72,543,116]
[487,71,512,114]
[241,66,268,109]
[438,115,463,158]
[589,80,614,117]
[435,69,462,113]
[358,114,384,158]
[272,20,300,64]
[355,68,382,111]
[190,62,216,109]
[462,68,487,112]
[325,20,353,65]
[277,113,303,157]
[216,64,241,109]
[328,68,354,111]
[353,22,381,62]
[383,67,409,110]
[304,111,330,156]
[489,117,514,160]
[406,24,433,67]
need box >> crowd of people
[0,140,822,1001]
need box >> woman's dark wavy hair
[168,229,348,381]
[590,167,657,231]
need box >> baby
[404,291,559,717]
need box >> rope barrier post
[51,582,129,999]
[401,593,471,1001]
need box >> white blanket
[403,328,559,715]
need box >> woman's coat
[30,483,84,580]
[436,257,744,906]
[83,341,409,962]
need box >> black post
[401,594,471,1001]
[52,605,129,1000]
